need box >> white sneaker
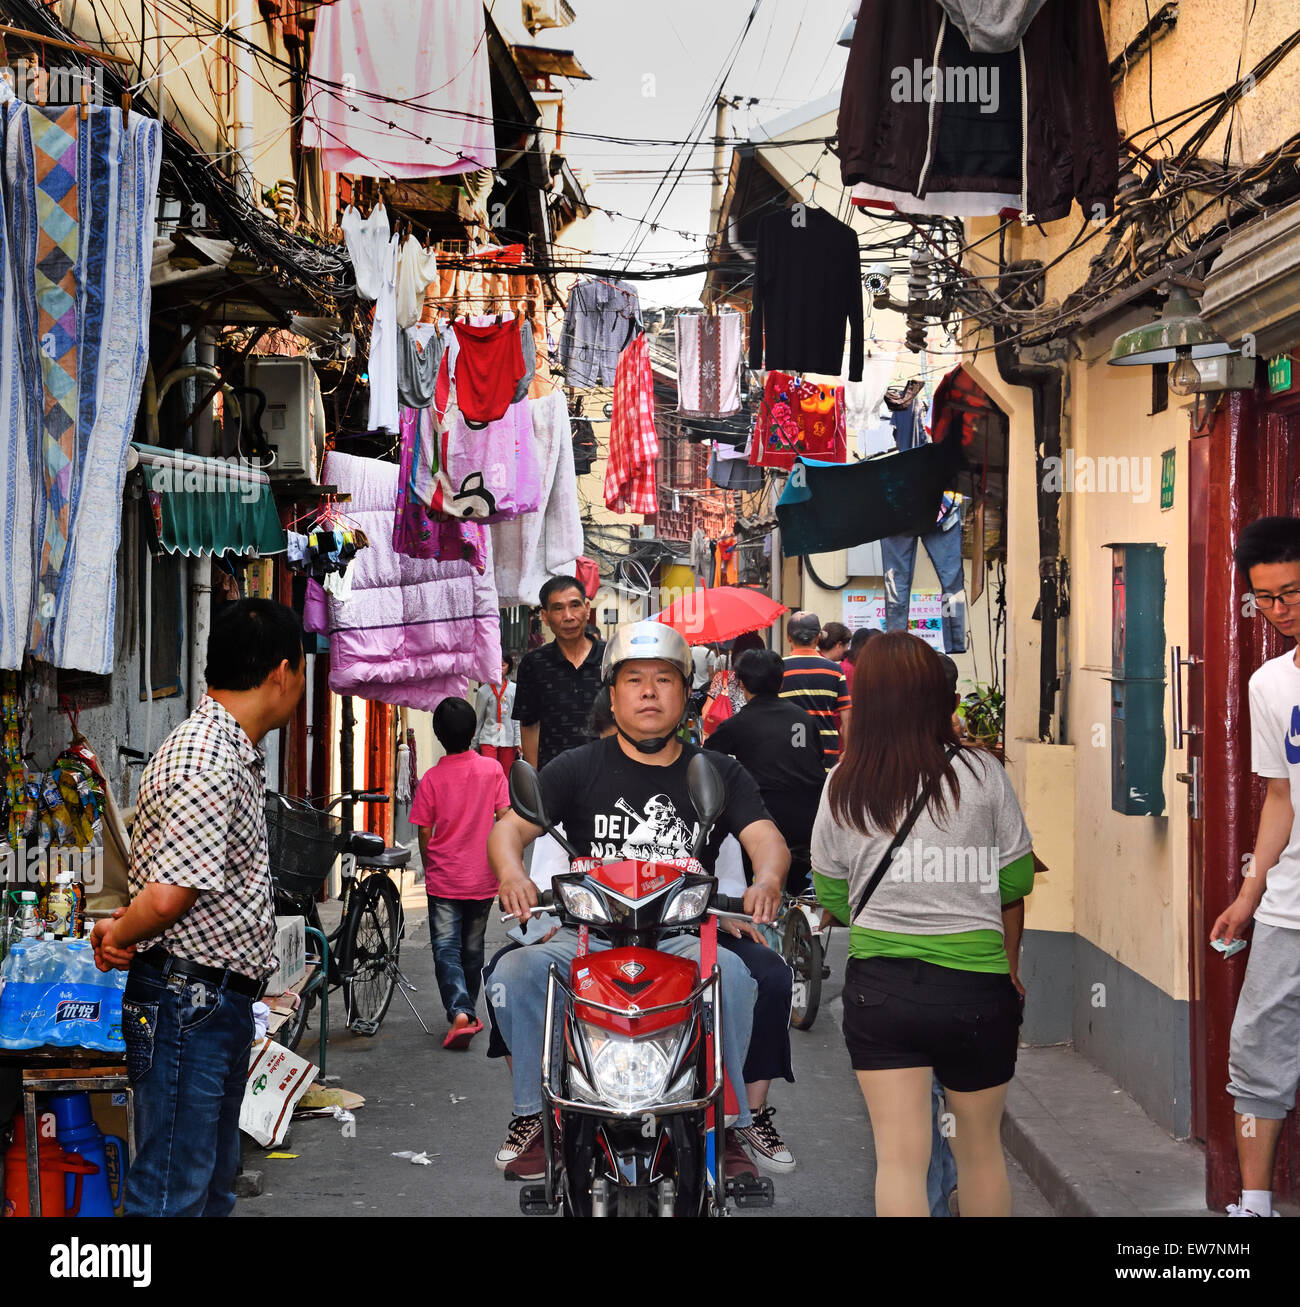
[1226,1202,1278,1217]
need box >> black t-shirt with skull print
[536,735,772,872]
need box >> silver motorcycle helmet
[600,621,693,685]
[601,621,692,754]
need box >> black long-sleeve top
[747,206,864,382]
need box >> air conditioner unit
[245,357,326,479]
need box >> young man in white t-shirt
[1215,516,1300,1217]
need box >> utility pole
[708,95,741,252]
[232,0,256,202]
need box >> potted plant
[958,682,1005,754]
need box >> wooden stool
[20,1064,136,1217]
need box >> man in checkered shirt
[92,600,305,1217]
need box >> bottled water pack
[0,938,125,1051]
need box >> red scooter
[507,755,774,1217]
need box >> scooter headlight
[555,882,610,923]
[662,883,711,925]
[578,1022,688,1111]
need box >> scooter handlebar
[500,887,554,921]
[709,893,747,915]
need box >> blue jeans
[121,958,255,1217]
[428,895,492,1023]
[881,504,966,653]
[928,1075,958,1217]
[491,927,757,1127]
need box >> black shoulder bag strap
[851,746,959,924]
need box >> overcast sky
[529,0,853,306]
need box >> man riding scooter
[487,621,791,1181]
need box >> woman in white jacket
[473,655,521,776]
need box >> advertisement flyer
[842,589,944,652]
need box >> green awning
[132,443,287,557]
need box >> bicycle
[755,848,832,1031]
[265,789,425,1052]
[774,892,829,1031]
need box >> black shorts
[841,956,1022,1092]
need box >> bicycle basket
[264,797,343,895]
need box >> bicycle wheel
[340,874,401,1034]
[784,909,823,1031]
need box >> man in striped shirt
[779,611,851,770]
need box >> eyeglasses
[1251,589,1300,610]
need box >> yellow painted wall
[660,564,695,614]
[959,333,1191,1000]
[63,1,297,200]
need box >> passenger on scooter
[487,621,791,1180]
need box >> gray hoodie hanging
[935,0,1048,53]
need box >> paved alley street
[236,889,1053,1219]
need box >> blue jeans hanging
[881,503,966,653]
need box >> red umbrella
[656,586,788,644]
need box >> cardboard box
[263,915,306,996]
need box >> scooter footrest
[519,1184,559,1215]
[727,1175,775,1208]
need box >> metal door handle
[1175,755,1202,821]
[1170,645,1203,749]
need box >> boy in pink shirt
[410,697,511,1049]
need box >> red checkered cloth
[604,333,659,514]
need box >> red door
[1198,387,1300,1206]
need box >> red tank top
[450,319,526,424]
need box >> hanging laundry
[449,318,527,425]
[676,312,742,418]
[397,322,447,409]
[690,527,711,587]
[838,0,1117,222]
[713,535,739,588]
[395,235,439,329]
[775,442,960,557]
[571,415,598,476]
[559,279,642,387]
[604,334,658,515]
[748,207,864,381]
[305,452,502,713]
[393,406,488,572]
[302,0,496,179]
[845,353,899,436]
[708,444,764,492]
[490,392,584,607]
[574,556,601,600]
[342,205,400,432]
[749,372,847,470]
[0,92,162,674]
[426,357,541,522]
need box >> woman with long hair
[811,631,1034,1217]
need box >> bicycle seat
[355,844,412,870]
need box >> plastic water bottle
[8,891,40,947]
[0,941,37,1046]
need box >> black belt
[136,945,266,1000]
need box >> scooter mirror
[509,761,581,859]
[508,761,549,827]
[687,753,726,858]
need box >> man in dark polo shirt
[513,575,606,770]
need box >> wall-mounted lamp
[1107,285,1234,396]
